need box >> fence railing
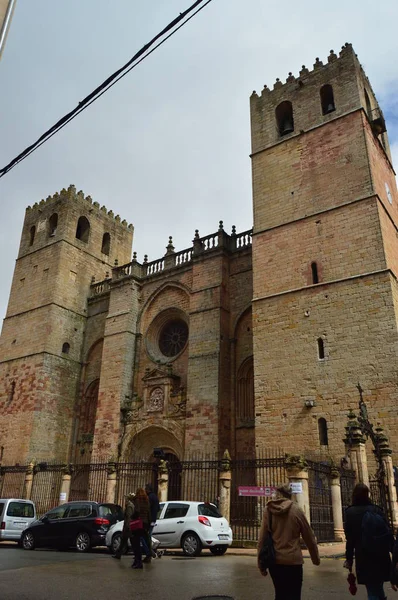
[0,455,358,543]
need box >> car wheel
[111,533,124,555]
[181,532,202,557]
[210,545,228,556]
[75,531,91,553]
[21,531,35,550]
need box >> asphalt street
[0,543,393,600]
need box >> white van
[0,499,37,542]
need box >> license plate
[13,522,26,529]
[218,534,229,540]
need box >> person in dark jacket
[112,492,135,559]
[344,483,397,599]
[130,487,151,568]
[145,483,160,557]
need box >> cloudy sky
[0,0,397,321]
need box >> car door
[153,503,190,547]
[4,501,35,540]
[60,503,92,546]
[44,504,70,546]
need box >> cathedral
[1,43,398,467]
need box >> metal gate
[115,462,156,506]
[30,465,63,516]
[369,473,392,526]
[0,465,26,498]
[307,460,334,542]
[340,468,356,520]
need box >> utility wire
[0,0,214,179]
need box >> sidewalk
[228,541,345,559]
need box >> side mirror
[41,515,49,523]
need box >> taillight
[1,522,5,530]
[198,516,211,527]
[94,518,110,526]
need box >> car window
[99,504,124,520]
[163,503,189,519]
[0,503,4,517]
[7,502,35,518]
[67,504,92,518]
[198,503,221,518]
[46,505,68,520]
[157,503,164,519]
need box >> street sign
[238,486,276,497]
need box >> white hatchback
[106,501,233,557]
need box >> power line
[0,0,214,179]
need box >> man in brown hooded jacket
[257,484,320,600]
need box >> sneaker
[132,563,143,569]
[142,556,152,563]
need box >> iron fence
[115,462,156,506]
[172,459,220,503]
[340,468,356,521]
[307,460,334,542]
[369,475,393,526]
[0,465,26,499]
[30,465,64,516]
[230,450,286,542]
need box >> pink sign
[238,486,276,497]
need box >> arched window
[317,338,325,360]
[101,232,110,255]
[311,262,319,284]
[29,225,36,246]
[236,357,254,425]
[320,84,335,115]
[365,89,372,118]
[76,216,90,243]
[62,342,70,354]
[80,379,100,436]
[48,213,58,237]
[318,417,328,446]
[275,101,294,136]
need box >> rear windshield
[198,503,221,518]
[0,503,4,516]
[99,504,124,520]
[7,502,35,518]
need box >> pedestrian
[257,483,320,600]
[112,492,135,560]
[130,487,151,568]
[145,483,160,557]
[344,483,397,600]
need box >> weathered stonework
[1,46,398,468]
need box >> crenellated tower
[0,185,133,463]
[250,44,398,457]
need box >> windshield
[198,503,221,518]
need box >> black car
[20,501,123,552]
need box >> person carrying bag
[257,483,320,600]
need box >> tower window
[320,84,335,115]
[76,216,90,243]
[48,213,58,237]
[62,342,70,354]
[101,232,111,255]
[275,101,294,136]
[29,226,36,246]
[8,381,16,405]
[364,89,372,118]
[317,338,325,360]
[311,262,319,284]
[318,417,328,446]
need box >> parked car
[20,501,123,552]
[0,499,37,543]
[105,501,233,557]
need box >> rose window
[159,320,188,357]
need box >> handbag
[258,509,276,572]
[129,518,143,532]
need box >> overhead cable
[0,0,214,179]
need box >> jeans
[365,582,386,600]
[269,564,303,600]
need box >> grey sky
[0,0,397,321]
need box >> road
[0,543,390,600]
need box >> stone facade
[0,45,398,467]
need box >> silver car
[0,499,37,543]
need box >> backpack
[361,507,393,554]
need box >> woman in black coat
[344,483,396,600]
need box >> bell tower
[250,44,398,458]
[0,185,133,463]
